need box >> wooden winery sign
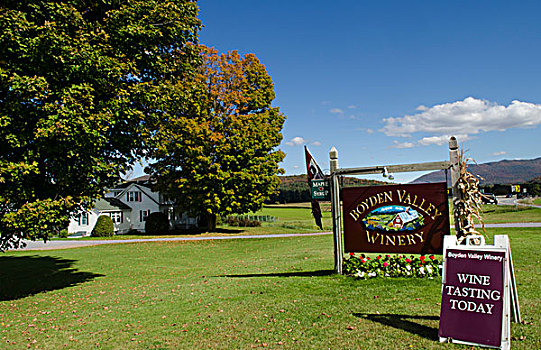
[342,183,450,254]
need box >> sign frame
[438,235,520,350]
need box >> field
[2,219,540,349]
[3,204,540,348]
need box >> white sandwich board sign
[438,235,520,350]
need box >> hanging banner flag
[305,146,325,229]
[342,182,450,254]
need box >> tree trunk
[206,213,217,232]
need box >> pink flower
[429,255,435,260]
[376,255,381,260]
[405,258,411,263]
[349,252,355,256]
[420,256,426,261]
[383,262,389,267]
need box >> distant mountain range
[411,157,541,185]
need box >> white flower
[356,271,365,278]
[368,272,377,278]
[406,265,411,271]
[420,266,426,274]
[426,266,433,274]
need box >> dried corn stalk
[453,148,487,243]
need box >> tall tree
[0,1,201,250]
[147,46,286,231]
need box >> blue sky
[154,0,541,182]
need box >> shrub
[91,215,114,237]
[145,212,169,235]
[224,216,261,227]
[58,229,69,238]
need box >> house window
[140,210,150,222]
[109,211,123,224]
[78,213,89,226]
[127,191,141,202]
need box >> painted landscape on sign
[362,205,424,233]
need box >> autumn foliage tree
[147,46,286,231]
[0,1,201,250]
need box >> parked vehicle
[481,193,498,205]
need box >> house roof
[130,175,152,182]
[113,182,161,206]
[95,197,131,211]
[114,175,155,189]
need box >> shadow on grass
[219,269,335,278]
[354,313,439,341]
[0,255,104,301]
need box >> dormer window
[127,191,141,202]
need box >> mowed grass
[479,204,541,223]
[1,228,539,349]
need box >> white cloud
[311,141,322,146]
[366,128,374,134]
[285,136,306,146]
[390,140,415,149]
[348,105,357,109]
[417,134,471,146]
[330,108,344,115]
[492,151,507,156]
[381,97,541,137]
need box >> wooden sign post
[438,235,520,349]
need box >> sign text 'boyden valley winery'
[342,183,450,254]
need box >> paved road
[497,196,541,209]
[15,232,333,251]
[13,222,541,251]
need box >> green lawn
[1,227,539,349]
[480,204,541,223]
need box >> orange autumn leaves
[148,45,285,230]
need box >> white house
[68,176,198,235]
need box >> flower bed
[343,253,442,279]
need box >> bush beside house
[91,215,115,237]
[145,212,170,235]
